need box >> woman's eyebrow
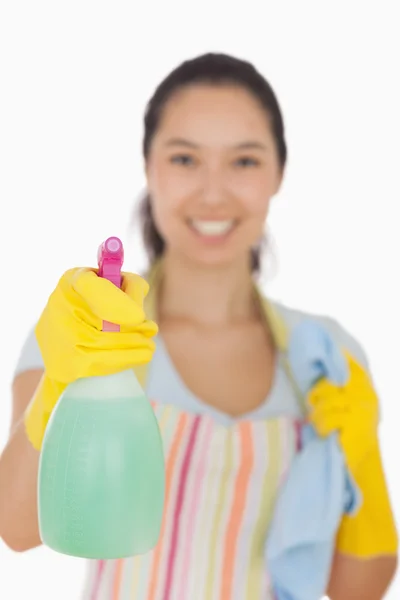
[164,138,269,151]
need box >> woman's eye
[170,154,195,166]
[235,156,260,167]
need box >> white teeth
[190,220,234,236]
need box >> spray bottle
[38,237,165,558]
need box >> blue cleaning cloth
[265,319,362,600]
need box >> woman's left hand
[307,351,379,474]
[307,352,397,560]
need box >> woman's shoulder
[269,298,369,370]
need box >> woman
[0,53,397,599]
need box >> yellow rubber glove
[307,351,398,557]
[24,268,158,451]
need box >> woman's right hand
[24,268,158,450]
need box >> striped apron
[80,264,304,599]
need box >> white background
[0,1,399,598]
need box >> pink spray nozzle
[97,236,124,287]
[97,236,125,332]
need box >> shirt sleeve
[272,300,377,417]
[13,327,44,378]
[315,316,383,418]
[321,316,370,368]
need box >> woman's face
[146,84,283,269]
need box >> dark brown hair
[138,52,287,273]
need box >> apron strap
[255,291,307,415]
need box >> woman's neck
[157,251,258,326]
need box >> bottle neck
[64,370,144,400]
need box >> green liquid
[38,373,165,559]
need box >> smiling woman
[139,54,286,275]
[145,82,282,268]
[0,52,397,600]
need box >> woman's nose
[199,167,228,206]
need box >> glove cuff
[336,443,398,557]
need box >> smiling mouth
[188,219,237,237]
